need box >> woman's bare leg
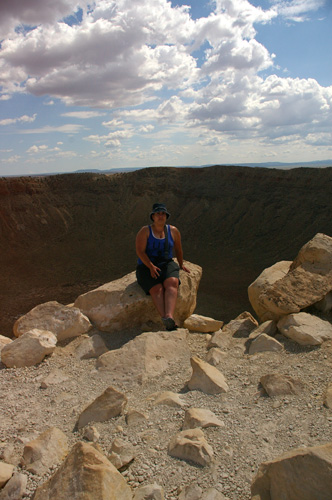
[149,283,165,318]
[163,277,179,319]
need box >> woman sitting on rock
[136,203,190,330]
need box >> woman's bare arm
[171,226,190,273]
[136,226,161,278]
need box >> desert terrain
[1,164,332,337]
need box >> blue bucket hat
[150,203,170,220]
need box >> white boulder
[249,234,332,322]
[183,314,223,333]
[13,301,92,341]
[74,262,202,332]
[96,329,191,384]
[277,312,332,346]
[1,329,57,368]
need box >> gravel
[1,326,332,499]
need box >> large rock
[251,442,332,500]
[182,408,224,430]
[249,320,277,340]
[248,334,283,355]
[0,335,12,350]
[0,462,14,487]
[278,312,332,346]
[249,234,332,322]
[133,483,164,500]
[260,373,305,397]
[1,329,57,368]
[77,386,127,429]
[222,312,258,338]
[40,369,70,389]
[205,347,226,366]
[314,291,332,313]
[324,383,332,409]
[183,314,223,333]
[96,329,191,384]
[108,438,135,470]
[23,427,69,475]
[0,473,27,500]
[74,334,108,359]
[168,428,213,467]
[74,262,202,332]
[153,391,185,408]
[32,441,132,500]
[13,301,92,341]
[187,356,229,394]
[0,335,12,364]
[248,261,291,321]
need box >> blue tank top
[137,225,174,266]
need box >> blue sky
[0,0,331,176]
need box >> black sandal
[162,317,178,331]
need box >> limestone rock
[248,334,283,355]
[178,483,203,500]
[249,320,277,340]
[277,312,332,345]
[0,462,14,487]
[168,428,213,466]
[0,335,12,351]
[0,473,27,500]
[77,386,127,429]
[182,408,224,430]
[40,369,70,389]
[74,262,202,332]
[125,410,148,426]
[133,483,164,499]
[248,260,292,321]
[206,330,229,350]
[205,348,226,366]
[32,441,132,500]
[83,426,100,443]
[96,329,190,384]
[13,301,92,341]
[258,265,332,320]
[1,329,57,368]
[291,232,332,272]
[108,438,135,470]
[251,441,332,500]
[324,383,332,409]
[202,489,228,500]
[152,391,184,408]
[0,444,18,467]
[23,427,69,475]
[75,334,108,359]
[222,312,258,338]
[250,234,332,322]
[313,290,332,313]
[260,373,305,397]
[183,314,223,333]
[187,356,229,394]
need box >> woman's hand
[149,263,161,278]
[180,264,191,273]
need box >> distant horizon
[1,159,332,179]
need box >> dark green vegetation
[1,165,332,336]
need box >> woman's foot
[162,317,177,331]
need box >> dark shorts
[136,260,180,295]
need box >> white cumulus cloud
[0,0,331,165]
[0,114,37,126]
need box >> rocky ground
[2,165,332,336]
[1,314,332,499]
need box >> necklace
[152,225,164,238]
